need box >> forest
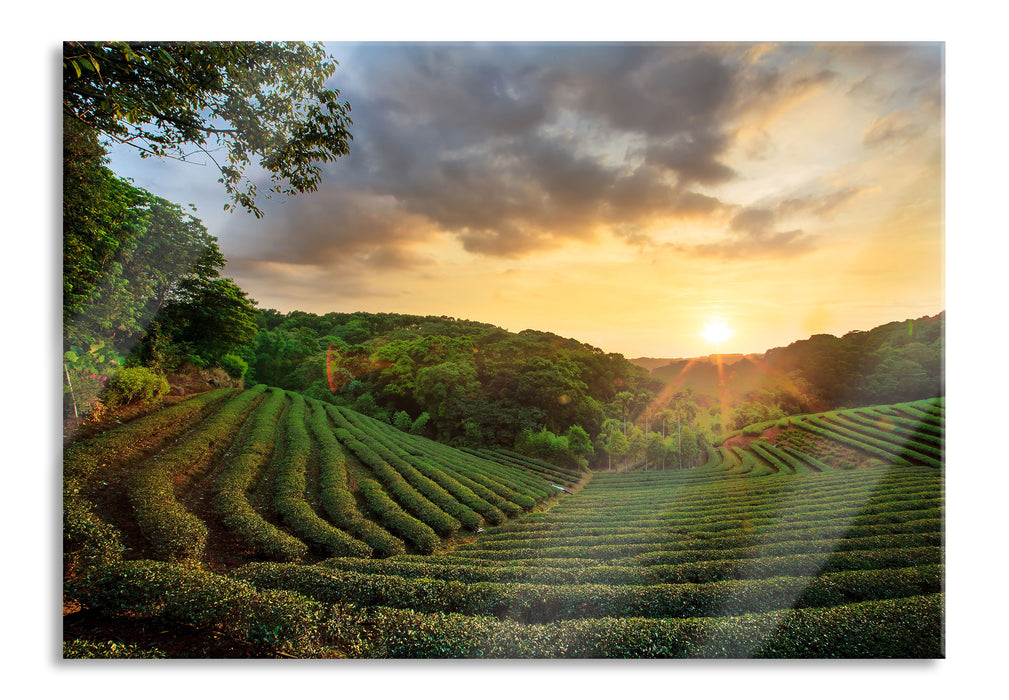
[62,40,944,474]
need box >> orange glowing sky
[108,41,944,359]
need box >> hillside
[629,353,751,372]
[642,313,944,417]
[245,310,658,458]
[63,388,943,658]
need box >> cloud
[303,43,753,259]
[778,186,863,217]
[862,110,927,148]
[643,129,736,185]
[220,42,938,277]
[224,189,440,274]
[682,204,821,259]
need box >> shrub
[219,353,249,381]
[68,559,324,655]
[103,366,170,408]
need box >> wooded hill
[641,313,944,419]
[247,309,658,461]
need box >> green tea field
[63,388,943,658]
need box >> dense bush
[322,593,942,658]
[219,353,249,381]
[335,408,483,531]
[307,399,406,557]
[357,479,441,554]
[68,559,324,655]
[237,561,942,624]
[103,366,170,408]
[64,388,235,569]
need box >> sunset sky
[109,41,944,359]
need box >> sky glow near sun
[108,41,944,359]
[701,319,734,345]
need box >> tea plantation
[63,388,943,658]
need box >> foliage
[64,639,167,659]
[247,309,656,460]
[64,109,257,416]
[212,389,308,561]
[63,41,352,218]
[64,389,943,658]
[126,386,264,560]
[102,366,170,408]
[273,395,374,558]
[145,274,258,370]
[219,353,249,381]
[67,559,325,655]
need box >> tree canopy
[63,41,352,217]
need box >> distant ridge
[630,353,754,372]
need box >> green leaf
[64,351,79,363]
[70,59,81,79]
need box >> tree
[63,41,353,217]
[566,425,594,466]
[676,426,700,469]
[627,427,646,468]
[145,275,258,368]
[604,424,629,472]
[65,113,241,365]
[647,432,665,471]
[393,410,413,433]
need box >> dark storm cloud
[225,189,436,275]
[231,42,914,272]
[643,129,736,186]
[297,43,747,259]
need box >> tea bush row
[494,447,583,481]
[236,561,942,624]
[826,414,944,468]
[306,399,406,557]
[273,395,373,558]
[468,448,581,487]
[445,509,943,564]
[126,385,266,560]
[794,418,914,466]
[64,388,236,566]
[67,558,325,656]
[860,408,943,439]
[359,415,551,504]
[333,408,484,531]
[844,411,944,448]
[356,478,441,554]
[212,388,308,561]
[321,538,941,585]
[327,407,462,538]
[415,439,543,509]
[809,414,942,468]
[342,412,510,525]
[748,441,807,474]
[320,593,942,658]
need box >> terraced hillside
[63,390,943,658]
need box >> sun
[701,318,733,345]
